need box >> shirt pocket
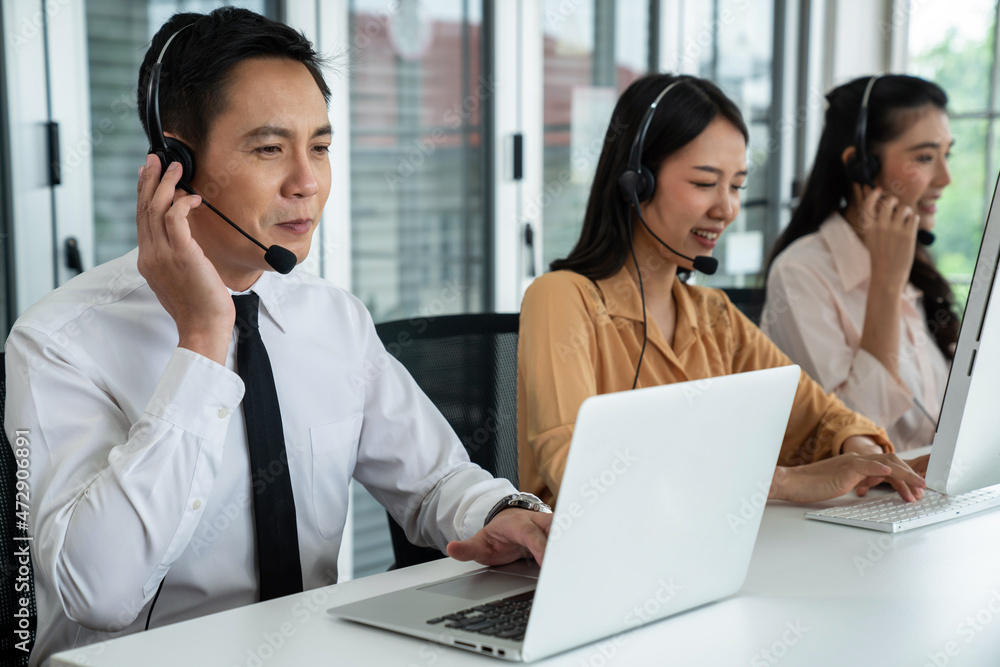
[309,414,362,539]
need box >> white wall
[790,0,895,182]
[823,0,894,88]
[2,0,98,318]
[3,1,56,316]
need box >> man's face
[182,57,332,288]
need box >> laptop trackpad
[418,571,535,601]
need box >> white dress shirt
[762,213,950,451]
[3,249,515,666]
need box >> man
[4,8,549,664]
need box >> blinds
[348,3,488,576]
[349,7,486,323]
[350,485,396,578]
[87,0,152,266]
[86,0,268,266]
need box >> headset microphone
[845,75,937,251]
[618,78,725,390]
[692,254,719,274]
[637,218,719,274]
[629,191,719,275]
[844,75,883,188]
[145,24,297,275]
[171,181,299,274]
[618,80,719,277]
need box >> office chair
[0,352,36,665]
[721,287,766,327]
[374,314,520,569]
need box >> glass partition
[86,0,271,266]
[908,0,997,306]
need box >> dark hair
[765,75,959,359]
[137,7,330,153]
[551,73,748,279]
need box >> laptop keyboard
[425,590,534,640]
[804,484,1000,532]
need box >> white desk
[50,495,1000,666]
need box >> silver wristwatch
[484,492,553,526]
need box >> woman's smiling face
[868,104,953,231]
[637,117,748,270]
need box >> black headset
[142,23,297,274]
[616,79,718,276]
[137,25,200,633]
[844,74,935,245]
[618,81,684,205]
[615,79,718,389]
[145,24,197,188]
[843,75,882,187]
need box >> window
[540,0,780,286]
[540,0,652,271]
[349,0,487,324]
[666,0,777,287]
[907,0,997,304]
[86,0,273,266]
[699,0,775,288]
[348,0,488,577]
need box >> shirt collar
[229,270,289,333]
[818,213,923,302]
[820,213,872,293]
[594,265,699,334]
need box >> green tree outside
[911,25,997,307]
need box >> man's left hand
[446,509,551,566]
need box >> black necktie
[232,293,303,601]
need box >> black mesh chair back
[0,352,36,664]
[374,314,520,569]
[722,287,766,327]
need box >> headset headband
[854,74,882,169]
[626,80,685,176]
[145,23,194,154]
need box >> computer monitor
[927,169,1000,495]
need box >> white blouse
[762,213,950,452]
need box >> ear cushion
[618,170,641,202]
[844,152,880,188]
[619,165,657,204]
[635,165,656,202]
[164,137,196,187]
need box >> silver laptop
[328,365,800,662]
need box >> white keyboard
[804,484,1000,532]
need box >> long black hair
[765,75,959,359]
[551,73,748,279]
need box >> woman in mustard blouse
[517,73,925,507]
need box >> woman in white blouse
[762,74,958,459]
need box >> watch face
[510,494,551,513]
[486,493,553,527]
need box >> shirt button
[218,407,229,419]
[192,500,202,511]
